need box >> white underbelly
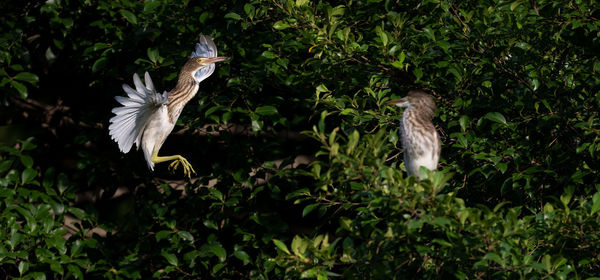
[404,139,440,178]
[410,151,438,171]
[141,106,174,169]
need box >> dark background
[1,0,599,278]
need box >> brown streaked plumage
[388,90,441,179]
[109,35,228,178]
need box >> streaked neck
[167,66,199,123]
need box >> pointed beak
[387,97,408,107]
[202,56,229,64]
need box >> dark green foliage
[1,0,599,278]
[0,138,96,278]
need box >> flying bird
[109,35,228,178]
[388,90,441,179]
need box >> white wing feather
[109,72,168,154]
[191,35,217,83]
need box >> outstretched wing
[109,72,168,154]
[191,34,217,83]
[191,34,217,58]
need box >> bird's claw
[168,156,196,179]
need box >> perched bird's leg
[151,150,196,179]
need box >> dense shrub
[1,0,599,278]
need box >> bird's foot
[168,156,196,179]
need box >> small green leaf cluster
[0,138,98,278]
[273,126,600,278]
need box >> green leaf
[543,203,554,213]
[119,9,137,25]
[20,138,37,151]
[177,231,194,242]
[205,105,227,117]
[272,239,290,255]
[156,230,171,241]
[203,220,218,230]
[0,160,12,173]
[346,130,359,154]
[212,263,225,274]
[329,5,345,17]
[448,65,462,81]
[273,21,290,30]
[301,268,318,278]
[20,155,33,168]
[255,105,278,116]
[296,0,309,6]
[431,217,451,227]
[485,112,507,125]
[316,84,329,93]
[207,243,227,261]
[484,252,504,267]
[251,119,263,132]
[67,264,83,279]
[560,186,573,207]
[10,80,28,98]
[208,188,223,200]
[459,115,469,132]
[339,217,352,231]
[18,261,29,275]
[162,251,178,266]
[244,3,255,18]
[42,167,55,188]
[302,203,318,217]
[375,26,388,46]
[510,1,522,11]
[225,12,241,20]
[29,272,46,280]
[497,162,508,173]
[9,64,24,71]
[92,57,107,73]
[261,51,277,59]
[21,168,37,184]
[57,173,69,194]
[50,259,64,275]
[398,51,406,64]
[591,192,600,215]
[147,48,159,63]
[422,27,436,41]
[233,250,251,265]
[14,72,39,84]
[413,68,423,81]
[291,235,308,256]
[143,0,161,13]
[391,60,404,69]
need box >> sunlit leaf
[485,112,507,125]
[119,9,137,25]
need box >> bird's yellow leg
[151,150,196,178]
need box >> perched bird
[388,90,441,179]
[109,35,228,178]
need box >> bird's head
[388,90,437,119]
[181,35,230,83]
[193,56,229,67]
[188,35,229,71]
[182,56,229,83]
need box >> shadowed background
[1,0,600,278]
